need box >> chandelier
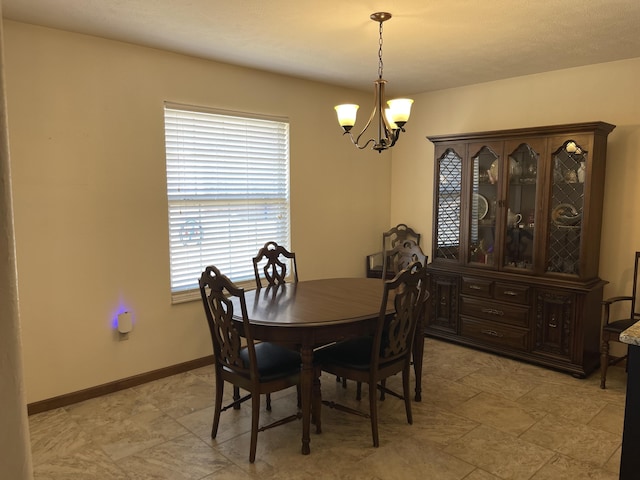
[334,12,413,153]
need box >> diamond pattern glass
[546,142,586,275]
[436,149,462,260]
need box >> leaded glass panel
[436,149,462,260]
[547,141,586,275]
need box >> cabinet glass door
[547,140,586,275]
[435,148,463,260]
[502,143,540,270]
[468,146,499,266]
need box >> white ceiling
[4,0,640,96]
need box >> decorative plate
[551,203,581,226]
[473,193,489,220]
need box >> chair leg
[368,381,379,447]
[233,386,241,410]
[600,334,610,389]
[356,381,362,401]
[403,364,413,425]
[212,375,224,438]
[266,393,272,411]
[379,379,386,401]
[249,393,260,463]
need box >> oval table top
[238,277,391,328]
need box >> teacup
[507,209,522,226]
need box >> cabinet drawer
[461,317,529,351]
[460,296,530,327]
[461,277,492,298]
[494,283,530,305]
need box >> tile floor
[28,338,627,479]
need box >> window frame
[163,102,291,303]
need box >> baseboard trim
[27,355,214,415]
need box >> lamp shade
[386,98,413,125]
[335,104,359,128]
[384,108,399,130]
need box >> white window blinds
[164,103,290,301]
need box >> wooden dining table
[230,277,426,455]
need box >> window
[164,103,290,302]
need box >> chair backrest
[382,223,421,253]
[382,239,428,280]
[253,241,298,288]
[372,261,430,370]
[199,265,257,380]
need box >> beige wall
[391,58,640,356]
[3,21,392,403]
[5,18,640,404]
[0,9,34,478]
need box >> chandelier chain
[377,21,384,80]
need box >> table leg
[300,345,313,455]
[313,368,322,434]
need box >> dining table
[230,277,426,455]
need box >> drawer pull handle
[481,329,504,338]
[503,290,518,296]
[549,314,558,328]
[469,285,482,290]
[481,308,504,316]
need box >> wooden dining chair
[382,238,428,282]
[199,265,302,463]
[377,238,428,400]
[380,223,421,279]
[314,261,430,447]
[251,241,300,407]
[600,251,640,389]
[253,241,298,288]
[383,223,420,252]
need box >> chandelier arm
[376,79,394,142]
[344,83,380,149]
[352,79,395,151]
[343,131,376,150]
[387,128,402,148]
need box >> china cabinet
[426,122,615,377]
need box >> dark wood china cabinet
[426,122,615,377]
